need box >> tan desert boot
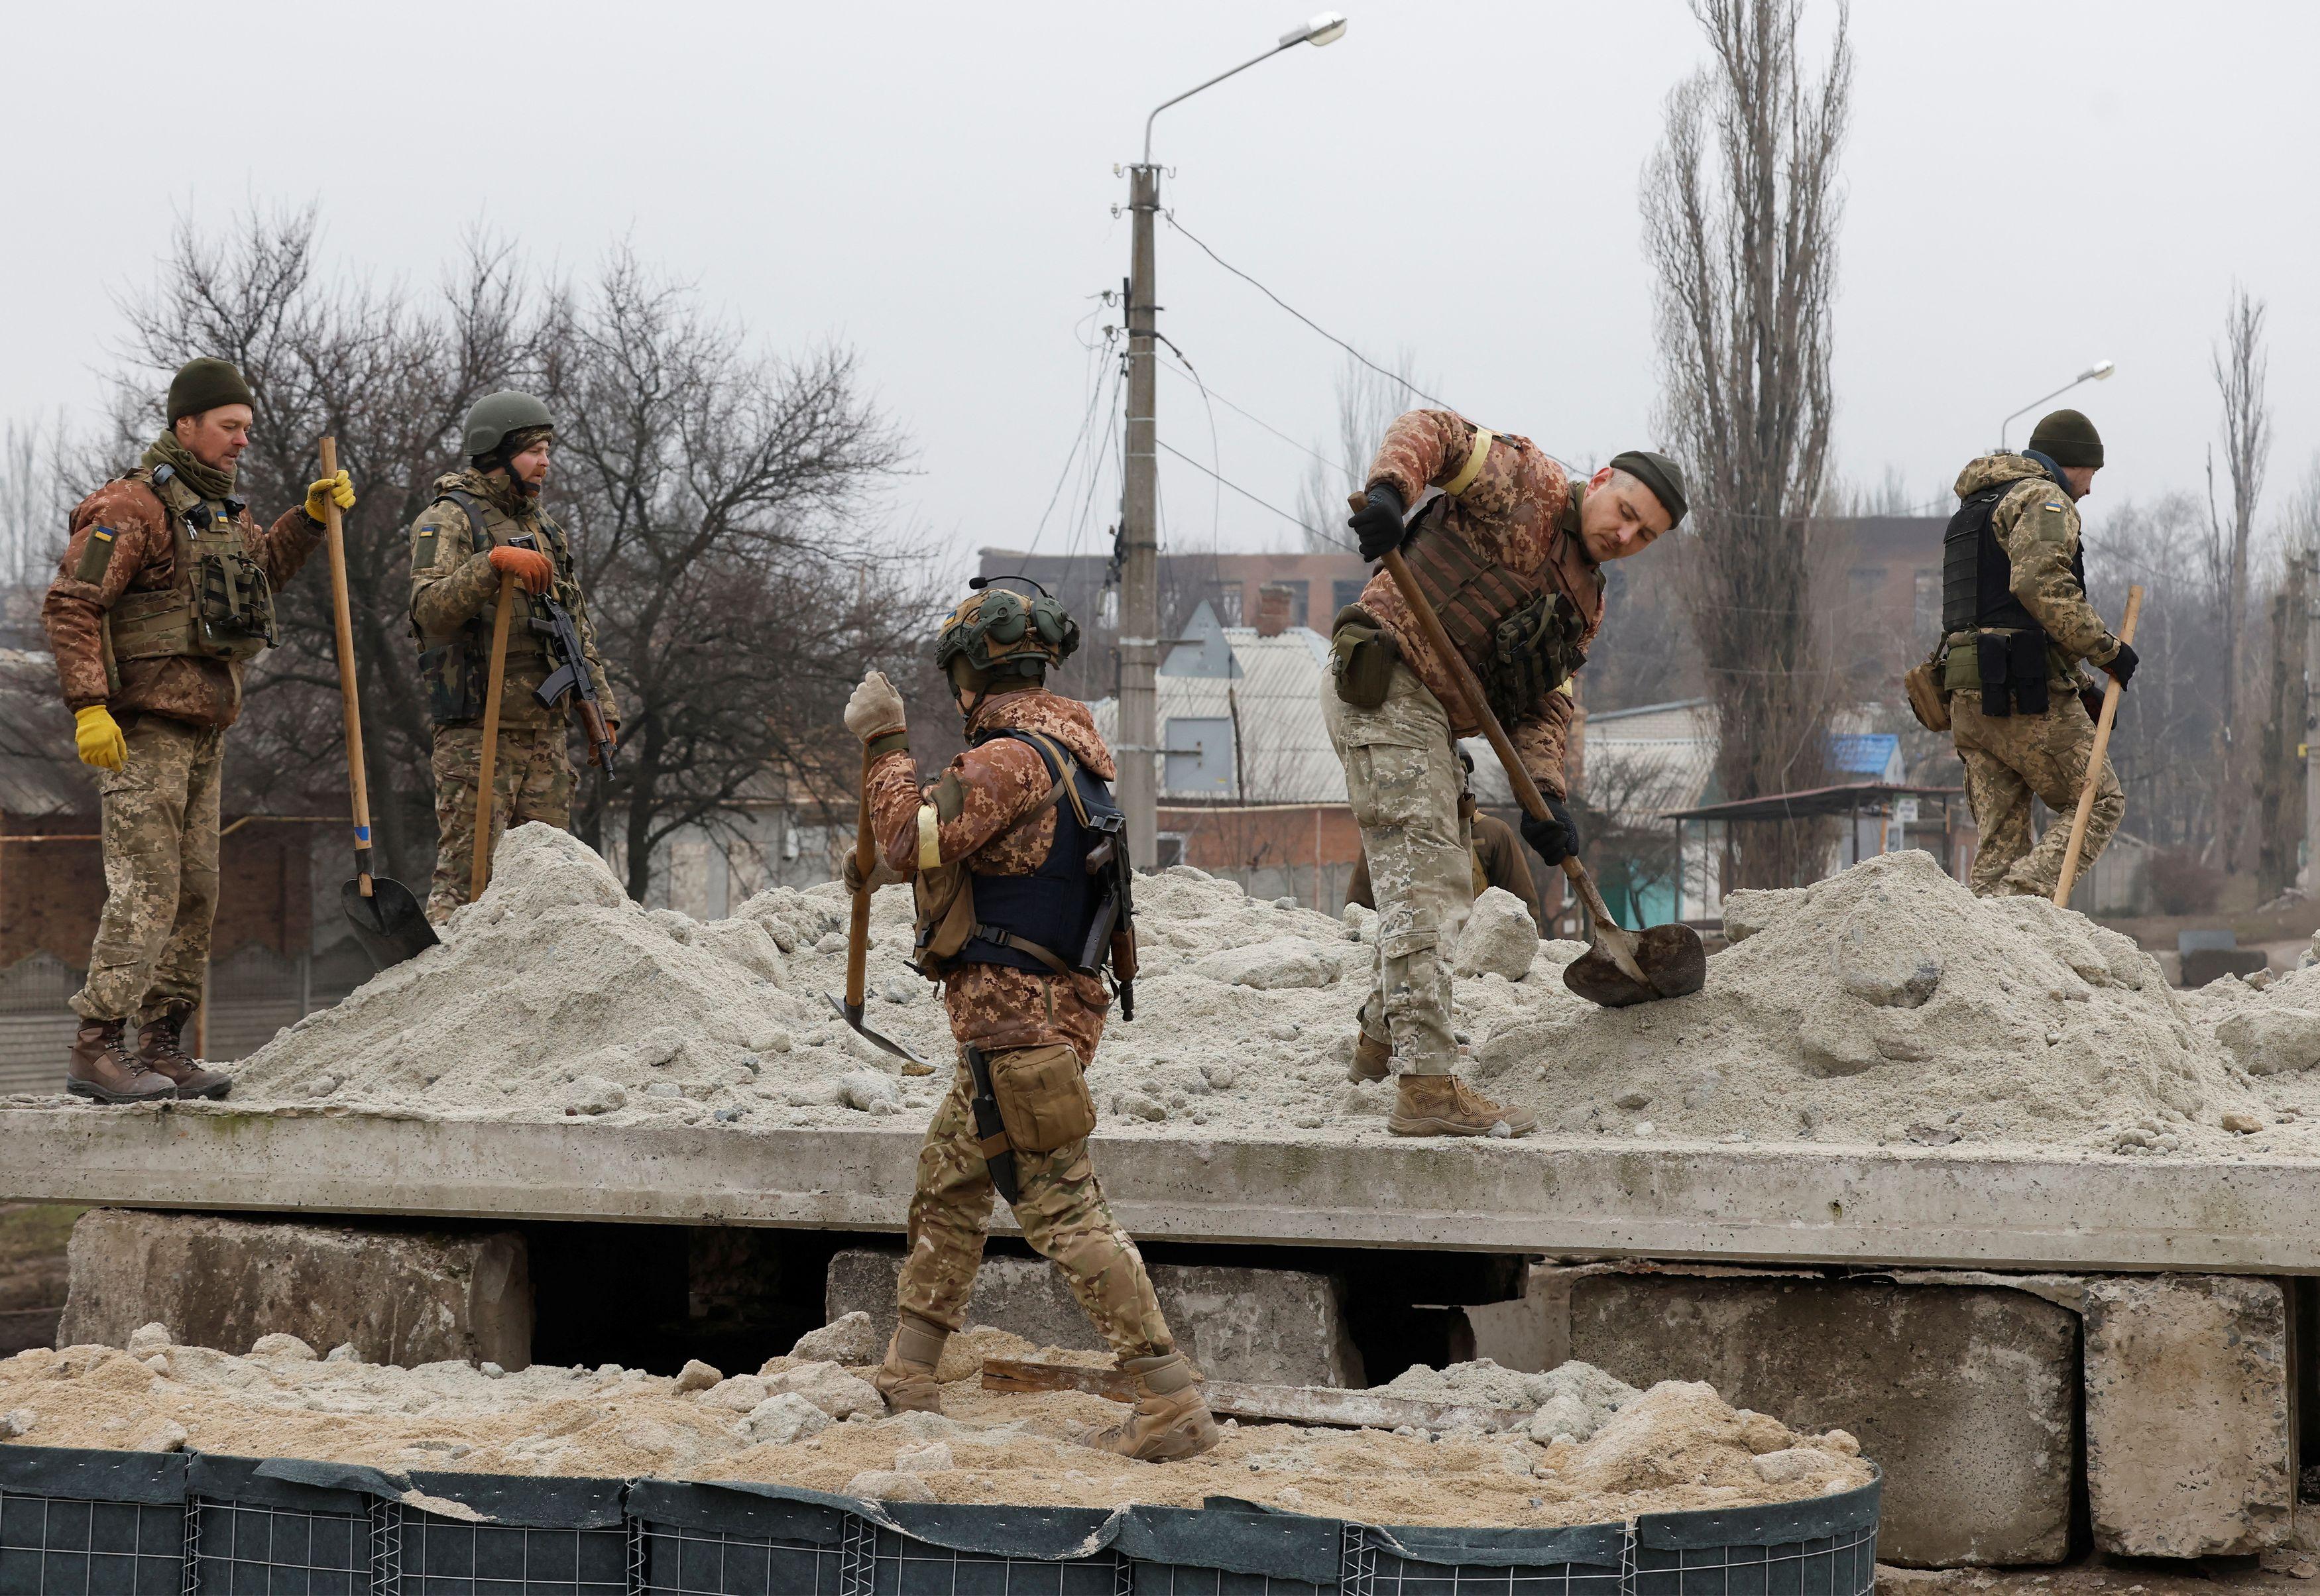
[65,1019,176,1104]
[1090,1352,1220,1462]
[871,1312,948,1414]
[1346,1029,1391,1084]
[1387,1073,1538,1138]
[138,1010,232,1100]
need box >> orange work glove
[488,544,554,595]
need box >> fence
[0,1442,1880,1596]
[0,939,377,1094]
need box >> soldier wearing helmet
[407,391,617,921]
[839,581,1218,1464]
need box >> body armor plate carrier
[1401,500,1595,725]
[1941,474,2083,717]
[103,465,278,670]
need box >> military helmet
[461,391,555,459]
[935,580,1080,681]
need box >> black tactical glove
[2103,640,2138,690]
[1348,483,1408,562]
[1521,795,1578,868]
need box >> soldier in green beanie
[1931,408,2131,897]
[40,357,353,1099]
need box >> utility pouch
[418,638,485,724]
[962,1046,1019,1205]
[988,1042,1096,1155]
[1330,606,1399,709]
[1903,648,1951,732]
[1975,633,2014,717]
[192,545,276,660]
[911,860,980,976]
[2008,630,2050,714]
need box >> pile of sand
[0,1329,1870,1528]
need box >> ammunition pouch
[988,1041,1096,1154]
[1973,629,2052,718]
[1481,590,1588,726]
[1329,606,1399,709]
[417,624,491,723]
[103,478,278,667]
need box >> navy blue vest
[959,731,1120,976]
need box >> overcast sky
[5,1,2316,575]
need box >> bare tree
[2205,284,2271,870]
[1297,351,1429,556]
[1642,0,1853,888]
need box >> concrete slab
[58,1208,532,1371]
[1565,1271,2078,1567]
[2083,1275,2295,1557]
[5,1106,2320,1270]
[825,1248,1362,1386]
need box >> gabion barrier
[0,1443,1880,1596]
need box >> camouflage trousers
[894,1052,1176,1363]
[1951,689,2124,898]
[426,723,573,923]
[1320,661,1473,1074]
[71,714,223,1023]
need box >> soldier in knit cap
[1328,412,1683,1134]
[41,357,353,1100]
[1935,408,2132,897]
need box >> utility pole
[1118,162,1161,869]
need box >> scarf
[141,433,237,502]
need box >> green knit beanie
[2028,408,2103,469]
[1608,449,1688,528]
[166,358,255,425]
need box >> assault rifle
[508,534,618,772]
[1080,811,1139,1021]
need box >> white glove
[844,670,906,742]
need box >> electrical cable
[1156,439,1360,554]
[1025,333,1118,559]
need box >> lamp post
[1999,360,2115,451]
[1116,13,1347,870]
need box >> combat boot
[871,1312,948,1414]
[1347,1029,1391,1084]
[66,1020,176,1104]
[1387,1073,1538,1138]
[1088,1352,1219,1463]
[138,1009,231,1100]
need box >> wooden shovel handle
[844,742,876,1012]
[318,439,377,897]
[2053,584,2144,907]
[469,573,518,901]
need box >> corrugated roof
[1092,624,1346,803]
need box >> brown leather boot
[870,1312,947,1414]
[66,1019,177,1104]
[1387,1072,1538,1138]
[1347,1029,1391,1084]
[139,1009,231,1100]
[1088,1352,1219,1462]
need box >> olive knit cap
[1608,449,1688,529]
[166,358,255,425]
[2028,408,2104,469]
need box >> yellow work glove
[304,469,356,524]
[74,705,127,770]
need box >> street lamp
[2000,360,2115,451]
[1115,14,1349,870]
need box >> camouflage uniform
[1330,410,1603,1072]
[42,452,323,1023]
[1940,454,2125,897]
[408,469,614,922]
[865,688,1175,1363]
[1347,807,1542,930]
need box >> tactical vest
[1940,475,2084,716]
[412,488,564,724]
[1401,500,1599,725]
[99,467,278,675]
[913,731,1125,980]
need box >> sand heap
[0,1328,1869,1528]
[192,832,2284,1157]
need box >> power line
[1025,331,1118,559]
[1158,357,1340,473]
[1157,439,1360,555]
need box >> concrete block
[1566,1271,2075,1567]
[2083,1274,2293,1556]
[60,1209,531,1371]
[826,1248,1361,1386]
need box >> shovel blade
[1562,923,1708,1008]
[342,876,439,972]
[826,992,934,1072]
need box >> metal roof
[1092,624,1347,803]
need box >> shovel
[1375,545,1704,1008]
[2052,583,2144,907]
[319,437,437,972]
[469,569,518,902]
[827,741,934,1071]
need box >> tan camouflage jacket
[1942,453,2120,689]
[408,469,616,729]
[42,475,321,728]
[1355,409,1601,800]
[866,687,1117,1062]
